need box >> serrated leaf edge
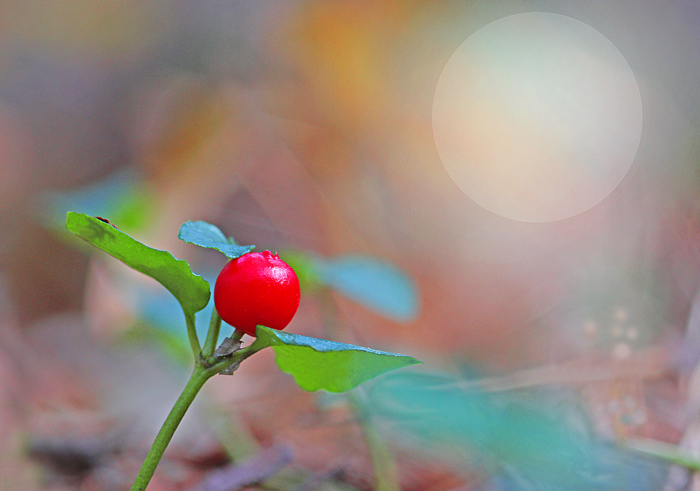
[66,212,211,314]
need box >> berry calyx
[214,251,300,336]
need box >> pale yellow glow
[433,13,643,222]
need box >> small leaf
[66,212,210,315]
[251,326,421,392]
[316,256,418,321]
[178,221,254,259]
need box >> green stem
[231,328,245,342]
[348,393,399,491]
[184,311,201,358]
[318,288,399,491]
[202,308,223,358]
[625,438,700,471]
[129,366,210,491]
[131,308,259,489]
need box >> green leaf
[316,256,418,321]
[178,221,255,259]
[250,326,421,392]
[66,212,210,315]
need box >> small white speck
[613,343,632,359]
[583,320,598,338]
[614,307,629,322]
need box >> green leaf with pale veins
[178,221,254,259]
[250,326,421,392]
[66,212,210,315]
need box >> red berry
[214,251,300,336]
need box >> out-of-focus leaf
[178,221,254,259]
[66,212,210,315]
[278,251,323,291]
[109,186,153,231]
[364,370,667,491]
[365,371,495,455]
[316,256,418,321]
[114,323,191,365]
[250,326,421,393]
[135,282,228,351]
[42,170,150,230]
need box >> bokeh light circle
[432,13,643,222]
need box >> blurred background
[2,0,700,490]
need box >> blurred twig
[348,393,399,491]
[291,466,346,491]
[454,349,668,392]
[192,444,293,491]
[626,437,700,471]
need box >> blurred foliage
[281,251,419,322]
[42,170,152,233]
[133,286,219,348]
[114,321,193,366]
[316,256,419,322]
[364,369,669,491]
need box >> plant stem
[207,344,259,372]
[202,308,223,358]
[318,288,399,491]
[625,438,700,471]
[184,310,201,358]
[348,393,399,491]
[129,342,258,490]
[231,328,245,342]
[131,309,256,488]
[129,366,210,491]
